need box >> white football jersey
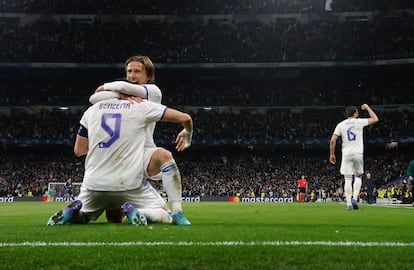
[142,84,162,148]
[92,82,163,149]
[79,98,166,191]
[333,118,369,157]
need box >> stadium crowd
[1,67,414,107]
[1,0,413,14]
[0,147,410,202]
[0,8,413,63]
[1,106,414,146]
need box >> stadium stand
[1,10,413,63]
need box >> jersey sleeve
[77,110,90,138]
[89,91,120,104]
[142,100,167,123]
[333,123,342,137]
[359,118,370,127]
[143,84,162,103]
[104,81,148,98]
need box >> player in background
[89,55,192,225]
[64,178,75,201]
[407,159,414,207]
[329,104,379,210]
[47,93,193,226]
[298,175,308,202]
[363,172,376,204]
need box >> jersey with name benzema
[80,98,166,191]
[333,118,369,157]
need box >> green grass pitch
[0,201,413,270]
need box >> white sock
[161,159,183,214]
[353,176,362,200]
[139,208,172,223]
[344,176,353,206]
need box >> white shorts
[77,179,167,222]
[340,154,364,176]
[143,146,162,180]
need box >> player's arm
[90,91,146,104]
[161,108,193,152]
[89,91,120,104]
[329,134,338,164]
[74,135,88,157]
[74,124,88,157]
[361,104,379,125]
[101,81,148,97]
[90,81,150,104]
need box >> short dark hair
[345,106,357,117]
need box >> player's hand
[329,155,336,164]
[95,85,105,92]
[361,104,369,110]
[175,129,192,151]
[126,96,144,103]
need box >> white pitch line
[1,241,414,247]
